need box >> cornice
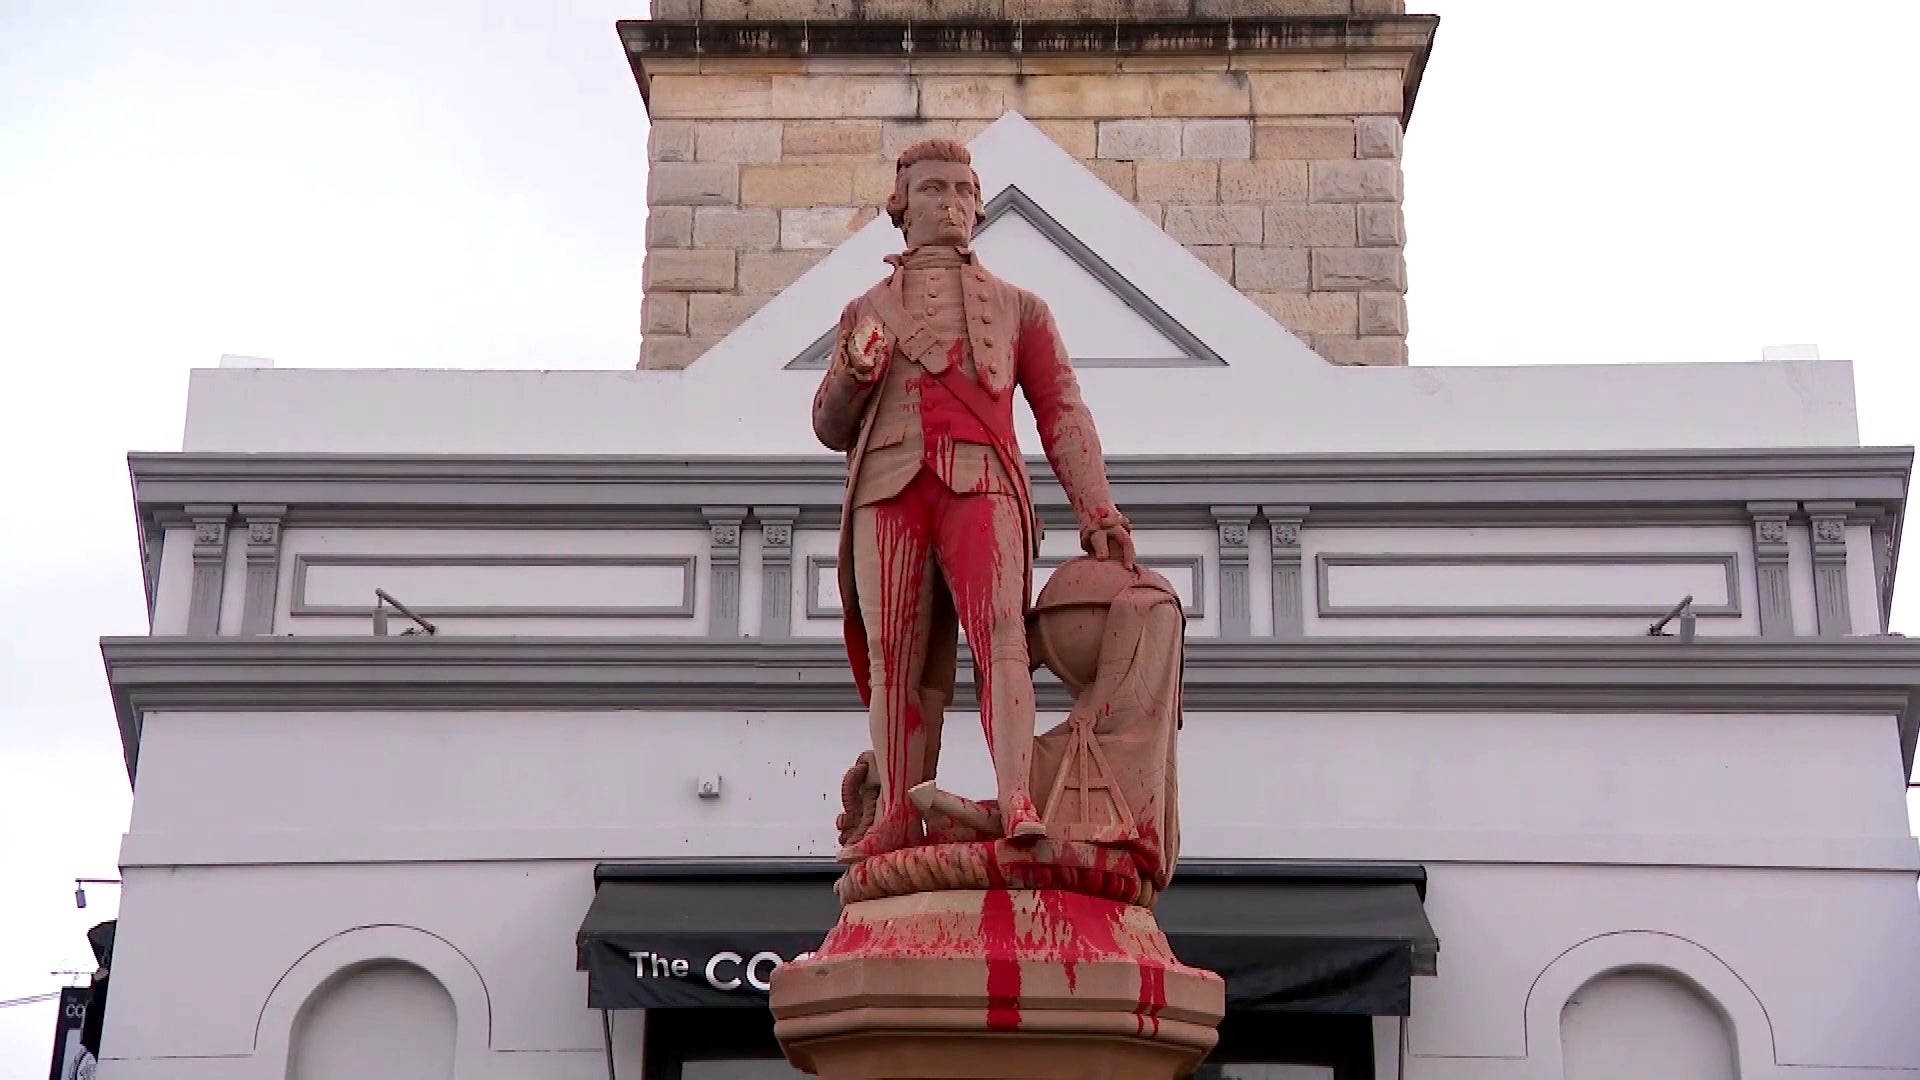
[102,635,1920,784]
[125,447,1915,530]
[618,16,1439,60]
[616,15,1438,125]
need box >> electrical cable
[0,991,62,1009]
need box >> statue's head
[887,138,986,249]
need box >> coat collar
[884,244,979,271]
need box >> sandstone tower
[621,2,1436,370]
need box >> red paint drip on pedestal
[981,861,1022,1031]
[822,917,876,957]
[1135,960,1168,1037]
[1031,888,1125,995]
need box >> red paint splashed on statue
[1131,817,1166,890]
[870,508,928,821]
[1013,311,1102,523]
[981,857,1022,1031]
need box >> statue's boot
[1001,791,1047,842]
[836,804,922,864]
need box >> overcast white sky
[2,0,1916,1070]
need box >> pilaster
[1262,505,1308,638]
[1211,506,1254,639]
[1747,502,1795,638]
[186,504,233,636]
[1870,515,1894,634]
[239,504,286,635]
[705,506,747,638]
[140,519,164,625]
[1806,501,1854,637]
[756,506,799,640]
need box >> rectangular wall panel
[291,554,697,618]
[1316,552,1740,618]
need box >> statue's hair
[886,138,987,232]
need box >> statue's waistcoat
[850,254,1017,509]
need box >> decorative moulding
[121,824,1920,875]
[616,16,1441,127]
[287,554,699,619]
[1212,505,1256,640]
[1266,505,1309,639]
[757,506,800,642]
[1747,501,1797,638]
[185,504,233,637]
[1312,552,1745,620]
[239,504,287,636]
[101,636,1920,784]
[124,447,1915,531]
[1805,499,1856,638]
[703,506,747,639]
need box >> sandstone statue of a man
[812,138,1135,864]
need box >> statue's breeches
[853,469,1035,821]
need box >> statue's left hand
[1081,509,1136,570]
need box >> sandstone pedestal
[770,889,1224,1080]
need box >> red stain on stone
[981,861,1022,1031]
[1135,959,1168,1037]
[1013,310,1111,530]
[1032,888,1123,994]
[868,505,927,821]
[1131,818,1165,890]
[823,917,876,957]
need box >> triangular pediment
[686,111,1325,385]
[784,186,1221,370]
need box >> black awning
[577,865,845,1011]
[577,861,1438,1017]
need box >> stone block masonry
[628,9,1428,369]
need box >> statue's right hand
[839,318,891,384]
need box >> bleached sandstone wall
[634,2,1420,369]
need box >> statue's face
[900,159,979,249]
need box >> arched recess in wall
[289,961,456,1080]
[253,924,493,1078]
[1560,970,1734,1080]
[1522,931,1777,1080]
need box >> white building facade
[94,78,1920,1080]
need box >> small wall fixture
[74,878,121,910]
[697,775,723,800]
[1646,595,1697,642]
[372,589,438,637]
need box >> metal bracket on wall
[372,589,438,637]
[1646,595,1697,642]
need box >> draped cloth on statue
[1030,563,1185,893]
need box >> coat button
[979,312,993,324]
[982,336,995,348]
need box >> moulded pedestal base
[769,889,1224,1080]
